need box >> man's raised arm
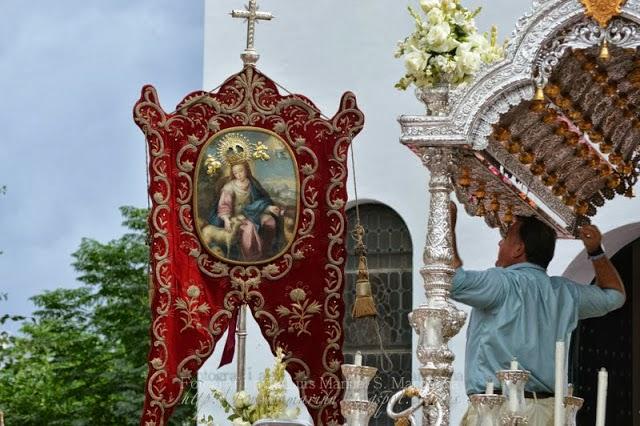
[579,224,626,299]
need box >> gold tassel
[599,40,610,60]
[351,224,378,319]
[534,85,545,101]
[352,254,377,318]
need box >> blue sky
[0,1,203,329]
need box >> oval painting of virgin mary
[195,127,299,264]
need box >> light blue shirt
[451,262,625,395]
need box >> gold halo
[217,132,252,165]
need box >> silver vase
[415,84,450,116]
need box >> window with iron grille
[343,203,413,425]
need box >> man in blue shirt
[450,203,626,425]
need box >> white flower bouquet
[395,0,505,89]
[203,348,300,425]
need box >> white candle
[508,384,519,413]
[567,383,573,397]
[554,341,565,426]
[510,358,519,370]
[354,351,362,366]
[486,381,494,395]
[595,368,608,426]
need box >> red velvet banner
[133,66,364,426]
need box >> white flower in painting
[233,390,251,409]
[231,419,251,426]
[419,0,440,12]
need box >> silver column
[415,147,467,425]
[387,146,467,426]
[388,84,469,425]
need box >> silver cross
[231,0,273,65]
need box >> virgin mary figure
[209,161,284,261]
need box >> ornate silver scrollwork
[534,17,640,88]
[386,385,444,426]
[396,3,640,423]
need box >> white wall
[200,0,640,424]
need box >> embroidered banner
[134,66,364,426]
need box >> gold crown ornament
[205,132,271,176]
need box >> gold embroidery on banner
[580,0,627,27]
[136,67,364,425]
[134,86,181,424]
[276,287,322,336]
[174,284,211,332]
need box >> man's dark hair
[516,215,557,268]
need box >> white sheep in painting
[201,216,244,257]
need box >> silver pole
[236,304,247,392]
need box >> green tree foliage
[0,207,196,425]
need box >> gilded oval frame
[194,126,300,265]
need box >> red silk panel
[133,66,364,426]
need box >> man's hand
[578,224,602,254]
[578,223,625,298]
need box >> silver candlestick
[563,385,583,426]
[469,392,506,426]
[500,415,527,426]
[496,366,530,425]
[341,355,378,426]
